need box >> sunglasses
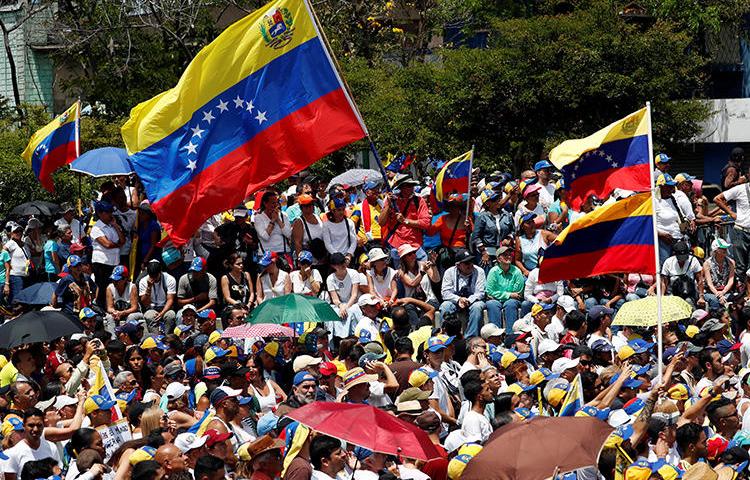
[128,380,138,386]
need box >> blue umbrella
[70,147,133,177]
[14,282,56,305]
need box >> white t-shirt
[538,182,556,208]
[90,220,120,265]
[655,196,688,240]
[326,269,360,305]
[661,256,702,279]
[673,191,696,221]
[546,315,565,343]
[368,380,392,407]
[323,219,357,256]
[4,240,29,277]
[138,272,177,308]
[54,218,83,242]
[3,439,61,475]
[461,409,492,442]
[289,269,323,295]
[723,183,750,229]
[368,267,396,299]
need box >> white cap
[480,323,504,340]
[70,333,88,341]
[512,319,533,334]
[165,382,189,400]
[174,432,208,453]
[142,390,161,403]
[607,409,632,427]
[292,355,322,373]
[556,295,576,313]
[551,357,580,374]
[54,395,79,409]
[443,430,482,453]
[36,397,56,411]
[357,294,380,308]
[367,248,389,263]
[537,339,562,357]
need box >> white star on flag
[216,99,229,113]
[202,110,215,124]
[246,100,255,113]
[186,159,197,171]
[233,96,244,109]
[255,111,267,124]
[190,125,204,139]
[183,142,198,155]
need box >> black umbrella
[0,310,82,348]
[11,201,61,217]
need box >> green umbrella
[248,294,341,325]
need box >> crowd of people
[1,147,750,480]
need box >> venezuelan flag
[550,108,651,210]
[558,373,585,417]
[88,357,123,420]
[21,102,80,192]
[538,192,656,283]
[435,150,472,205]
[122,0,366,245]
[187,408,215,435]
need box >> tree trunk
[0,19,24,119]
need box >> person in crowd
[515,213,556,276]
[220,252,254,311]
[105,265,143,335]
[703,238,735,313]
[441,249,487,339]
[177,257,218,313]
[655,173,693,267]
[351,181,383,250]
[255,252,292,303]
[291,194,326,267]
[715,174,750,284]
[4,222,31,304]
[290,251,323,297]
[254,190,293,257]
[472,189,514,272]
[54,202,83,243]
[139,260,177,334]
[323,198,357,262]
[486,246,525,334]
[379,174,430,267]
[90,200,125,307]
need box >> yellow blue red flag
[22,102,80,192]
[88,357,123,420]
[539,192,656,283]
[434,150,472,205]
[550,108,651,210]
[122,0,367,245]
[559,373,585,417]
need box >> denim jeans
[440,300,486,338]
[703,293,724,313]
[8,275,25,305]
[486,299,521,333]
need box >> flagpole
[466,146,475,219]
[646,101,664,381]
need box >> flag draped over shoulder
[89,357,124,421]
[550,108,651,210]
[22,102,80,192]
[539,192,656,283]
[434,151,472,205]
[122,0,366,246]
[559,374,584,417]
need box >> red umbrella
[222,323,295,339]
[285,402,442,461]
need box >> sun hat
[342,367,377,390]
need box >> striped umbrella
[222,323,295,339]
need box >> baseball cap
[656,173,677,187]
[115,322,139,335]
[319,361,337,377]
[204,345,229,363]
[162,247,181,266]
[53,395,78,410]
[141,335,168,350]
[79,307,97,320]
[691,309,710,322]
[480,323,503,340]
[587,305,614,322]
[357,294,380,308]
[110,265,128,281]
[531,302,555,316]
[174,432,208,453]
[292,355,322,373]
[293,371,317,386]
[534,160,553,171]
[358,352,385,368]
[129,446,156,465]
[66,255,82,267]
[164,382,189,400]
[674,172,696,183]
[35,397,56,412]
[84,395,116,414]
[202,366,221,380]
[557,295,576,313]
[257,412,279,436]
[551,357,580,374]
[654,153,671,164]
[537,339,561,357]
[453,249,473,264]
[0,416,23,437]
[209,386,242,406]
[298,250,313,264]
[297,194,315,206]
[189,257,206,272]
[426,336,450,352]
[398,387,431,402]
[591,339,614,353]
[701,318,724,333]
[500,349,529,369]
[203,429,232,448]
[610,373,643,390]
[409,367,438,388]
[529,367,559,386]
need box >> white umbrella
[327,169,383,190]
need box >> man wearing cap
[351,180,383,249]
[715,171,750,283]
[205,386,242,450]
[278,372,318,415]
[379,174,430,266]
[55,202,84,243]
[3,221,30,304]
[533,160,556,208]
[353,294,389,346]
[105,265,144,334]
[138,260,177,333]
[485,246,525,334]
[174,432,208,470]
[52,255,94,315]
[85,395,116,428]
[440,249,487,338]
[177,257,218,313]
[661,241,704,305]
[203,429,236,469]
[655,173,693,266]
[90,200,125,307]
[547,295,575,343]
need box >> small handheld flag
[434,150,472,206]
[22,101,80,192]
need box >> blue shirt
[44,240,59,274]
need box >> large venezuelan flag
[122,0,367,245]
[435,150,472,205]
[559,373,584,417]
[22,102,80,192]
[550,108,651,210]
[538,192,656,283]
